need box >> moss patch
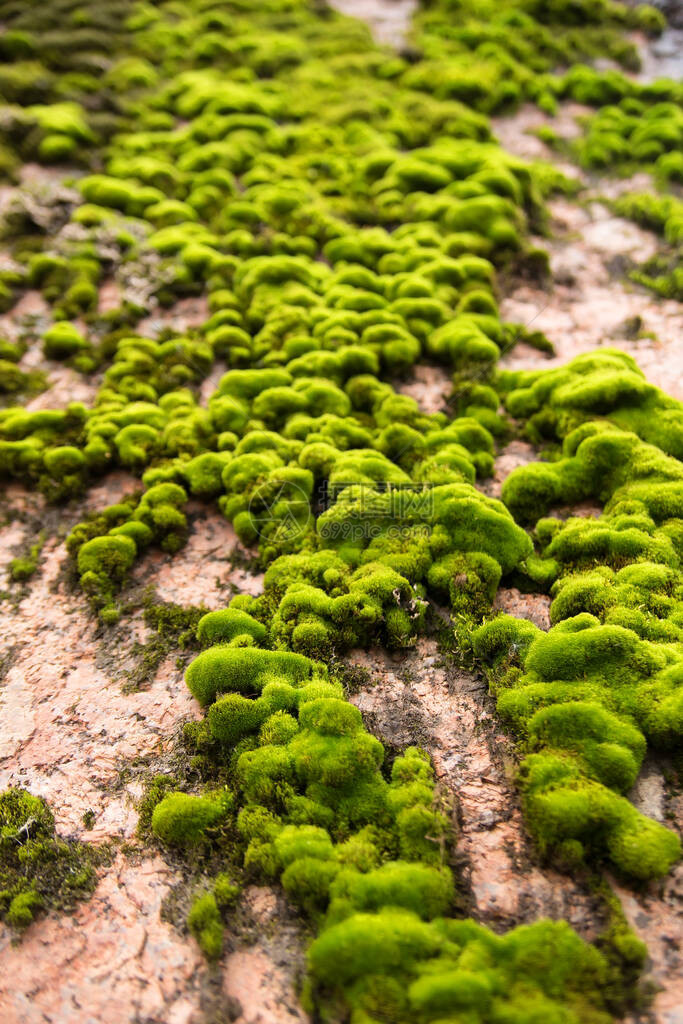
[0,788,103,931]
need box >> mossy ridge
[0,0,579,525]
[498,349,683,462]
[0,0,137,176]
[470,351,683,881]
[3,2,670,604]
[66,484,189,619]
[570,99,683,176]
[132,613,640,1021]
[411,0,674,110]
[414,1,682,306]
[0,788,102,930]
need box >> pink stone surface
[616,865,683,1024]
[480,439,539,500]
[0,484,302,1024]
[223,948,308,1024]
[500,196,683,399]
[0,493,200,839]
[133,502,264,609]
[136,296,210,337]
[0,854,207,1024]
[397,362,452,415]
[493,587,551,630]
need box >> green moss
[185,647,315,706]
[76,533,137,612]
[213,871,240,908]
[0,361,46,396]
[9,530,45,582]
[43,322,89,360]
[1,0,678,1010]
[0,789,98,931]
[151,791,231,846]
[330,861,454,920]
[197,608,266,647]
[187,891,223,959]
[522,754,680,880]
[208,693,265,746]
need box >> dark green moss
[0,788,101,932]
[124,601,204,691]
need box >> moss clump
[9,530,45,582]
[151,790,231,846]
[196,607,267,647]
[208,693,266,746]
[522,753,680,881]
[0,360,46,397]
[185,646,315,706]
[499,350,683,461]
[187,891,223,960]
[42,322,89,360]
[309,913,613,1024]
[474,609,682,878]
[0,788,98,931]
[77,533,137,614]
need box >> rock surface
[329,0,417,47]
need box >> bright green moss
[528,702,645,792]
[42,322,88,360]
[472,614,542,666]
[288,728,384,790]
[330,862,454,920]
[237,744,295,805]
[522,754,680,880]
[185,647,315,706]
[259,710,299,746]
[197,608,266,647]
[208,693,265,746]
[2,0,679,1007]
[501,351,683,460]
[9,530,45,582]
[309,910,442,988]
[77,534,137,610]
[151,791,230,846]
[213,872,240,908]
[281,857,340,915]
[525,622,641,681]
[187,892,223,960]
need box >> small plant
[9,530,45,582]
[0,789,98,930]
